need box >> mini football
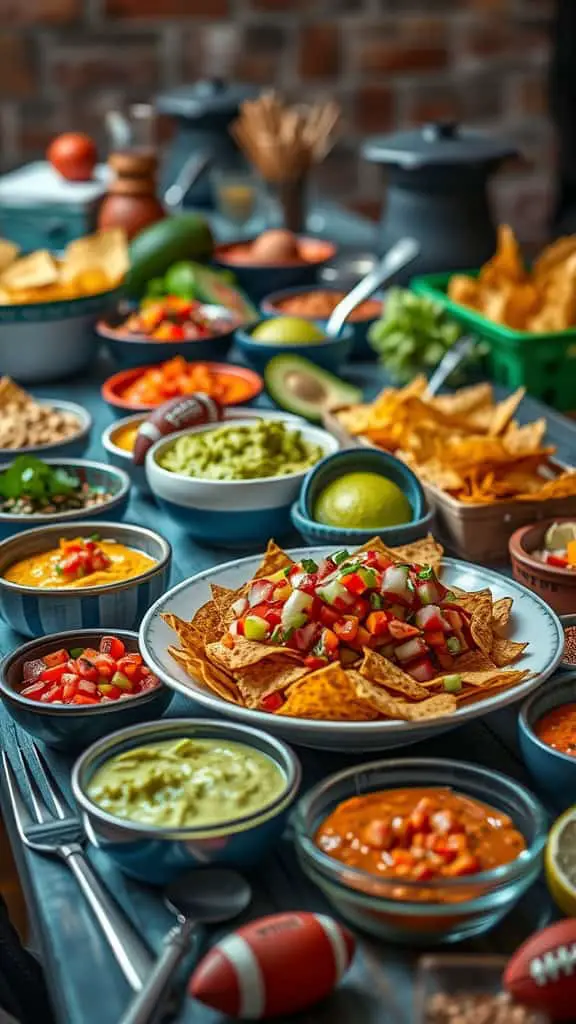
[132,394,223,465]
[504,918,576,1019]
[189,911,355,1019]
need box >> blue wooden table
[0,354,574,1024]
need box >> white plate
[140,548,563,752]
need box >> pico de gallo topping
[17,635,160,706]
[534,521,576,570]
[54,536,112,582]
[225,548,472,684]
[118,296,238,342]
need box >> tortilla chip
[206,638,302,671]
[457,668,528,687]
[487,389,526,436]
[359,648,429,700]
[353,536,399,561]
[491,635,528,667]
[189,596,225,640]
[167,644,241,703]
[0,239,19,276]
[209,583,242,628]
[1,250,58,290]
[277,663,379,721]
[431,383,494,419]
[252,539,294,580]
[352,674,457,720]
[469,594,495,657]
[61,227,129,285]
[390,534,443,571]
[492,597,513,633]
[235,659,307,708]
[162,613,207,657]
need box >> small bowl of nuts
[0,377,91,461]
[414,955,549,1024]
[0,458,131,539]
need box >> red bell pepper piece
[304,655,329,671]
[100,636,126,659]
[72,695,99,706]
[339,572,368,596]
[20,681,47,700]
[43,649,68,668]
[260,692,285,711]
[547,553,569,568]
[350,597,370,621]
[39,663,67,684]
[319,604,340,628]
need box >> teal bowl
[300,448,426,524]
[291,499,435,548]
[234,321,353,374]
[260,285,384,361]
[519,672,576,811]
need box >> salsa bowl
[213,237,337,302]
[0,521,171,638]
[519,671,576,810]
[0,629,172,752]
[0,459,131,540]
[71,717,302,884]
[509,518,576,616]
[293,758,547,945]
[101,361,263,417]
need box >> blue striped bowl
[72,717,301,884]
[0,522,171,638]
[145,416,339,548]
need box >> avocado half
[264,354,362,423]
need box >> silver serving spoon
[119,868,252,1024]
[164,153,213,211]
[325,236,420,338]
[426,335,477,396]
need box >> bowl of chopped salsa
[519,671,576,809]
[101,357,263,416]
[0,629,172,751]
[510,519,576,615]
[260,285,384,361]
[293,757,546,944]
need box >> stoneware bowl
[0,399,92,462]
[260,284,384,361]
[300,447,427,524]
[96,304,237,369]
[213,237,337,302]
[145,416,339,547]
[234,320,354,374]
[101,414,149,495]
[0,289,119,384]
[0,628,172,752]
[101,361,263,417]
[0,459,131,540]
[509,518,576,615]
[291,500,436,549]
[519,672,576,810]
[0,521,171,638]
[71,717,302,884]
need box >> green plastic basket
[411,271,576,411]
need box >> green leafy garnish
[370,593,383,609]
[0,457,80,502]
[69,647,85,659]
[332,549,350,566]
[417,566,434,581]
[301,558,318,573]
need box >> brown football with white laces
[132,394,223,465]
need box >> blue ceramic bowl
[0,629,172,752]
[145,416,339,548]
[0,459,131,540]
[260,285,384,361]
[213,237,337,302]
[0,399,92,463]
[291,500,436,549]
[294,757,547,944]
[96,317,236,370]
[0,521,171,638]
[234,320,353,374]
[71,718,302,884]
[519,671,576,810]
[300,448,427,524]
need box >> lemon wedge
[546,806,576,916]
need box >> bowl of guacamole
[145,414,339,548]
[72,718,301,884]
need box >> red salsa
[535,703,576,756]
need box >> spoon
[426,335,477,396]
[325,236,420,338]
[119,868,252,1024]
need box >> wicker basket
[323,406,576,564]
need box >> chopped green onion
[443,674,462,693]
[270,626,283,643]
[89,533,100,541]
[69,647,84,659]
[301,558,318,573]
[417,565,434,580]
[359,567,378,588]
[446,637,461,654]
[332,549,350,566]
[282,566,292,578]
[370,593,384,609]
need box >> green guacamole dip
[87,737,286,829]
[157,420,324,481]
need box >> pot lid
[362,122,516,169]
[156,79,259,120]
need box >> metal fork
[1,740,154,991]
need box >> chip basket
[411,271,576,413]
[323,406,576,564]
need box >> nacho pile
[448,224,576,333]
[164,537,530,724]
[337,377,576,505]
[0,228,128,305]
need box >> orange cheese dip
[535,703,576,757]
[315,788,526,884]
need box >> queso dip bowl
[72,717,301,884]
[0,521,171,638]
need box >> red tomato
[100,636,126,660]
[47,133,97,181]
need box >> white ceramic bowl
[145,415,339,547]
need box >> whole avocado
[124,213,214,297]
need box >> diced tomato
[395,637,430,662]
[304,655,328,671]
[547,553,569,568]
[364,551,393,571]
[39,663,67,684]
[116,656,141,679]
[320,628,339,656]
[93,654,115,679]
[436,651,455,670]
[76,658,99,682]
[77,679,97,695]
[333,617,359,642]
[388,620,421,641]
[20,681,47,700]
[339,572,368,596]
[442,852,480,877]
[248,580,275,607]
[350,597,369,620]
[260,692,285,712]
[72,695,99,706]
[405,656,436,682]
[366,611,390,637]
[412,862,435,881]
[43,649,68,668]
[319,604,340,628]
[425,631,447,648]
[409,798,434,832]
[249,603,282,628]
[100,636,126,659]
[346,625,372,651]
[62,674,80,699]
[361,819,392,849]
[41,684,64,703]
[443,609,464,631]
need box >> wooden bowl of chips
[509,519,576,615]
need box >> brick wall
[0,0,554,242]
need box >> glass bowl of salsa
[293,757,547,945]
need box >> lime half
[546,806,576,916]
[313,472,412,530]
